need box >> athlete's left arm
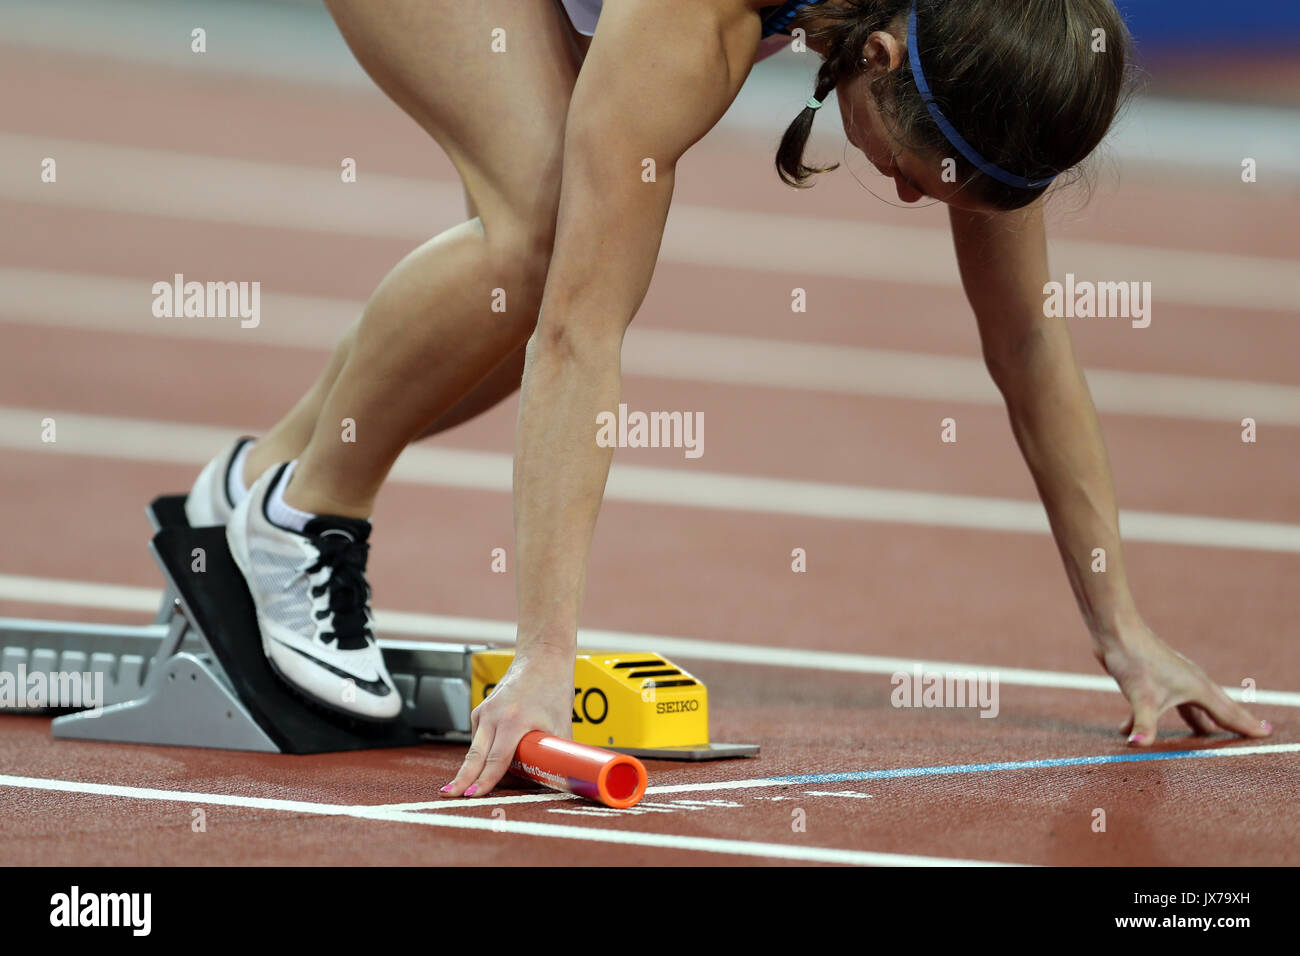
[948,202,1270,744]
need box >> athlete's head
[777,0,1134,211]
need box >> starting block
[0,496,758,761]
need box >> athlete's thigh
[324,0,579,221]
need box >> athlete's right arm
[442,0,758,798]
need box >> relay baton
[510,731,647,809]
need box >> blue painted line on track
[769,744,1300,785]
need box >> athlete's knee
[484,215,556,315]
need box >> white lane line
[665,203,1300,315]
[6,742,1289,863]
[4,267,1300,424]
[3,570,1300,708]
[629,328,1300,427]
[378,792,581,812]
[290,807,1020,866]
[3,408,1300,554]
[2,133,1297,312]
[0,134,463,242]
[342,742,1300,813]
[0,774,1005,866]
[0,774,359,816]
[804,791,875,799]
[0,574,160,615]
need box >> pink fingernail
[1128,733,1145,744]
[440,785,453,793]
[465,784,478,797]
[1261,721,1274,733]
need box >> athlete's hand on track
[440,646,574,799]
[1098,623,1274,746]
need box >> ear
[860,29,906,76]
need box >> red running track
[0,42,1297,866]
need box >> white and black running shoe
[226,463,402,721]
[185,436,255,527]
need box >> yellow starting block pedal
[471,651,759,761]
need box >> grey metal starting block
[0,496,486,753]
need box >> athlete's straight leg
[243,0,581,515]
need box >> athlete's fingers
[442,721,496,797]
[1127,699,1160,746]
[1177,703,1219,737]
[467,722,526,798]
[1195,685,1273,739]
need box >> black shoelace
[306,532,373,651]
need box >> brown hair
[775,0,1136,210]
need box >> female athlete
[183,0,1273,798]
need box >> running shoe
[185,436,255,527]
[226,463,402,720]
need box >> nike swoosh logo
[270,639,394,697]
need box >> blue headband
[906,4,1057,191]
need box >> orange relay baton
[510,731,647,809]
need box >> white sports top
[557,0,809,60]
[560,0,602,35]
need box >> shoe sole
[264,652,403,725]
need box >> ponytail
[774,1,909,188]
[775,59,840,187]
